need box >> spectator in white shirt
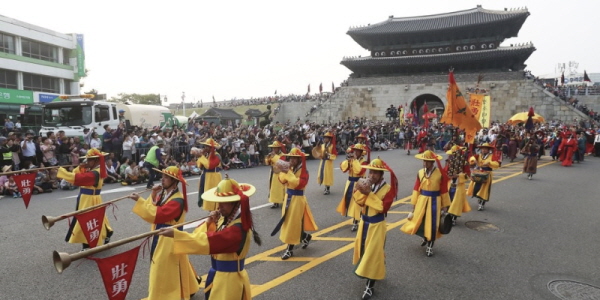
[122,135,134,160]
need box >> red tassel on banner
[76,206,107,248]
[91,246,141,300]
[14,173,36,209]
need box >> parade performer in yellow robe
[57,148,113,250]
[445,145,471,226]
[352,158,397,300]
[159,176,261,300]
[317,131,337,195]
[336,143,367,231]
[356,133,372,162]
[271,148,318,260]
[265,141,286,208]
[196,138,222,211]
[128,166,199,300]
[467,143,500,211]
[401,150,451,257]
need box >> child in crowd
[5,176,21,198]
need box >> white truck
[39,98,175,137]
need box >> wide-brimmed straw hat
[361,158,389,171]
[323,131,334,138]
[415,150,443,161]
[201,138,221,148]
[283,148,309,157]
[477,143,495,149]
[268,141,284,148]
[446,145,466,155]
[152,166,189,185]
[79,148,109,159]
[202,177,256,203]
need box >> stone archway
[410,94,445,125]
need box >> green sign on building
[0,88,34,104]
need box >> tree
[109,93,161,105]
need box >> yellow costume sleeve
[57,167,75,184]
[354,188,385,212]
[351,159,363,175]
[328,146,337,160]
[410,190,420,205]
[132,195,158,223]
[340,160,350,172]
[489,160,500,170]
[172,224,211,255]
[197,155,208,168]
[278,170,300,188]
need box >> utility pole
[182,92,186,117]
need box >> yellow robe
[58,166,112,245]
[400,168,451,241]
[197,154,222,211]
[278,168,318,244]
[352,183,390,280]
[133,191,199,300]
[173,218,252,300]
[317,144,337,186]
[265,153,285,204]
[447,173,471,216]
[467,153,499,202]
[336,158,365,220]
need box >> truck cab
[39,99,120,137]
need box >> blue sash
[421,190,439,241]
[80,188,101,195]
[318,157,327,185]
[343,176,360,215]
[151,223,182,259]
[361,213,384,223]
[205,258,245,300]
[270,189,304,236]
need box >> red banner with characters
[76,206,106,248]
[14,173,36,209]
[91,246,141,300]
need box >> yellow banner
[468,94,484,121]
[479,95,491,128]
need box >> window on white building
[22,38,59,63]
[0,32,15,54]
[23,72,60,93]
[0,69,18,89]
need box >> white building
[0,14,84,128]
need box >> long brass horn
[42,189,151,230]
[53,216,209,273]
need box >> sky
[2,0,599,105]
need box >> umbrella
[422,112,437,119]
[507,112,546,125]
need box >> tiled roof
[200,107,242,119]
[348,6,529,35]
[341,45,535,70]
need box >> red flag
[331,82,335,93]
[584,70,591,82]
[561,72,565,85]
[319,83,323,93]
[423,102,429,127]
[307,84,311,94]
[76,206,107,248]
[14,173,36,209]
[92,246,141,300]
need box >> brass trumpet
[1,164,78,176]
[42,189,151,230]
[53,216,210,274]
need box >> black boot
[281,245,294,260]
[104,230,114,244]
[426,241,435,257]
[270,203,280,209]
[301,233,312,249]
[351,219,358,232]
[452,216,457,226]
[324,186,330,195]
[420,238,427,247]
[362,279,375,299]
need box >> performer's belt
[211,258,245,272]
[348,176,360,182]
[420,190,440,197]
[80,188,101,195]
[361,213,384,223]
[286,189,304,196]
[479,167,493,171]
[204,168,220,173]
[524,153,537,157]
